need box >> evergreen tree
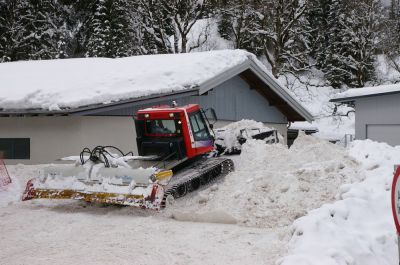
[134,0,174,54]
[381,0,400,73]
[324,0,382,88]
[86,0,136,57]
[19,0,70,60]
[0,0,70,61]
[0,0,24,62]
[306,0,332,69]
[258,0,310,77]
[217,0,261,53]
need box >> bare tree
[136,0,209,54]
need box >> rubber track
[160,158,234,208]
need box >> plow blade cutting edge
[22,165,173,210]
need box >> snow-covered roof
[0,50,313,121]
[331,83,400,102]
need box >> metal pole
[395,165,400,265]
[398,234,400,265]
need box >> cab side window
[189,112,211,141]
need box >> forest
[1,0,399,88]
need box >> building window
[0,138,30,159]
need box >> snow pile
[0,181,21,208]
[280,140,400,265]
[214,119,275,153]
[168,132,362,228]
[0,50,252,111]
[0,164,45,207]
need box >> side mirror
[209,124,214,129]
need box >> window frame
[189,111,212,141]
[144,119,182,137]
[0,138,30,159]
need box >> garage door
[366,124,400,146]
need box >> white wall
[355,93,400,146]
[0,116,287,165]
[0,116,137,164]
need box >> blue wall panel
[93,76,287,124]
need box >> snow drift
[167,132,362,228]
[280,140,400,265]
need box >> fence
[0,159,11,187]
[338,134,355,148]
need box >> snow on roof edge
[331,83,400,102]
[0,49,313,122]
[0,50,252,111]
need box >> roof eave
[247,61,314,122]
[329,97,355,103]
[0,88,200,116]
[330,90,400,103]
[198,59,314,123]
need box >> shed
[0,50,313,164]
[331,83,400,146]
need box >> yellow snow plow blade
[25,188,144,203]
[22,166,173,210]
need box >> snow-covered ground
[2,134,397,264]
[281,140,400,265]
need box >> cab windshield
[145,119,181,136]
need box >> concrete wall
[0,116,137,164]
[355,93,400,146]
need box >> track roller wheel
[200,172,211,185]
[176,183,188,198]
[189,178,201,191]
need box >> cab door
[188,111,214,155]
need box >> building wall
[0,116,137,165]
[93,75,288,143]
[0,117,287,165]
[355,93,400,146]
[0,76,292,164]
[94,76,288,124]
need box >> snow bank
[0,181,21,208]
[167,132,362,228]
[0,50,252,111]
[280,140,400,265]
[0,164,45,207]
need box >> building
[331,84,400,146]
[0,50,313,164]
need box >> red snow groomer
[22,104,234,209]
